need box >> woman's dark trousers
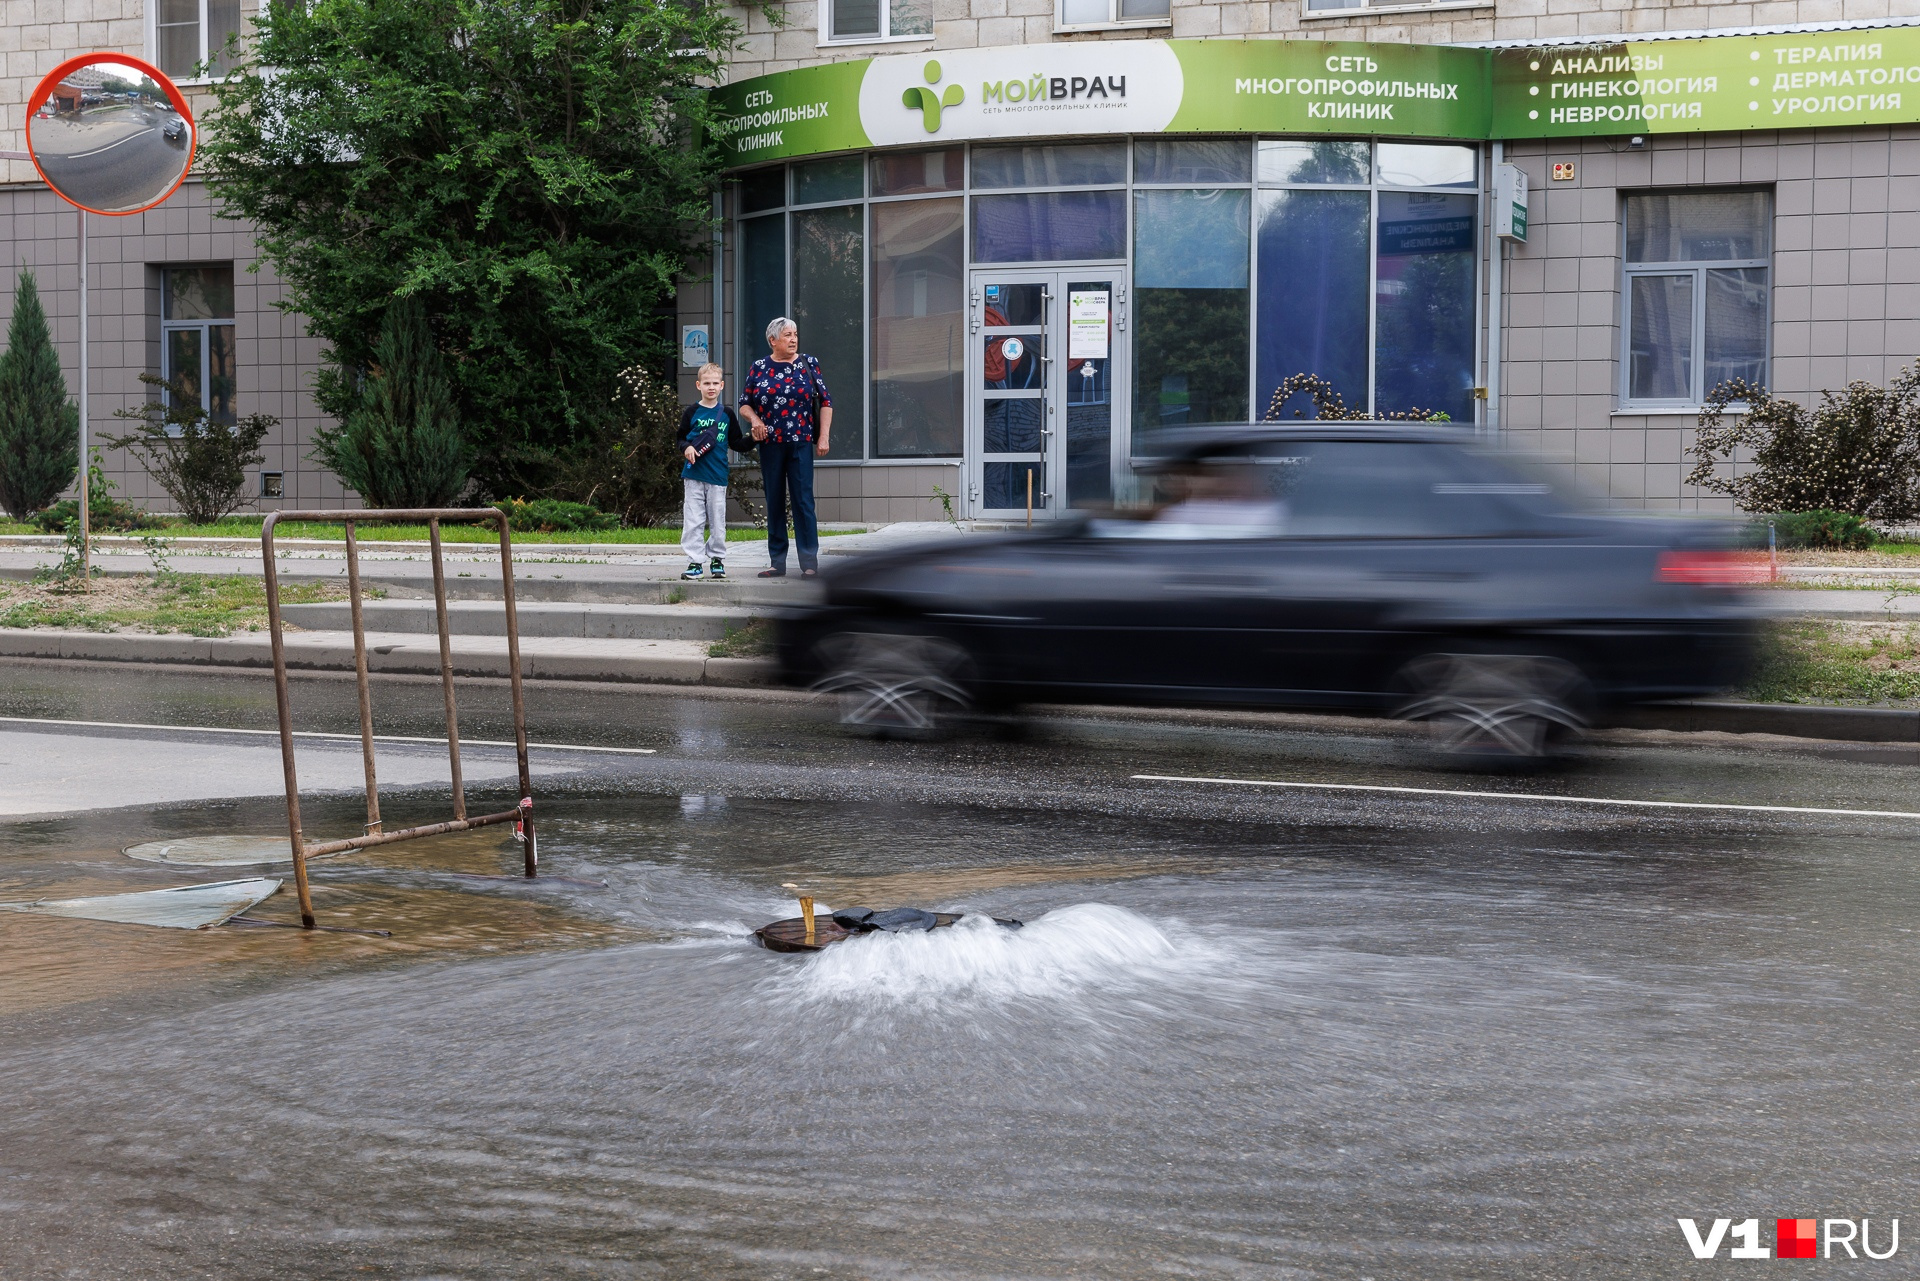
[760,440,818,572]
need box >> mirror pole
[76,207,88,584]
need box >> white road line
[0,715,656,755]
[1130,773,1920,820]
[64,126,158,159]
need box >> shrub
[0,271,80,519]
[492,497,618,533]
[1753,509,1879,551]
[539,365,688,528]
[30,448,155,533]
[310,296,471,509]
[1687,373,1920,520]
[105,375,273,524]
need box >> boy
[676,363,751,581]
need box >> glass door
[969,271,1119,519]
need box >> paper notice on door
[1068,290,1110,360]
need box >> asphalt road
[28,106,190,211]
[0,663,1915,1278]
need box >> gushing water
[766,903,1228,1010]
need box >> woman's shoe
[758,567,786,578]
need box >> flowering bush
[1687,372,1920,519]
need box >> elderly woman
[736,317,833,578]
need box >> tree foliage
[200,0,749,497]
[310,295,471,507]
[1687,374,1920,519]
[106,376,274,524]
[0,271,80,518]
[539,364,687,527]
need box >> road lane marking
[1130,773,1920,820]
[0,715,655,754]
[63,126,159,160]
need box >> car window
[1108,439,1556,540]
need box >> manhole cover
[124,835,292,867]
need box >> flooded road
[0,662,1916,1278]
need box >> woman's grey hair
[765,316,797,344]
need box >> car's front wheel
[1392,651,1590,759]
[810,628,976,736]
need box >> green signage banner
[708,29,1920,166]
[1168,40,1488,139]
[1494,27,1920,137]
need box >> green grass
[1742,618,1920,705]
[0,517,865,544]
[0,573,355,638]
[707,617,775,659]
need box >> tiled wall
[725,0,1920,78]
[0,178,346,512]
[1499,127,1920,511]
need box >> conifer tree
[311,295,470,507]
[0,271,79,519]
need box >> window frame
[160,266,238,429]
[150,0,249,84]
[1299,0,1492,18]
[1053,0,1172,35]
[817,0,934,47]
[1618,188,1773,411]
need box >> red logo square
[1778,1218,1817,1259]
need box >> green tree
[0,271,79,519]
[311,295,471,507]
[200,0,750,497]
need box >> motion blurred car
[161,115,187,144]
[777,426,1766,756]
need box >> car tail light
[1656,550,1774,585]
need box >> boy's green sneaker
[709,559,726,580]
[680,561,704,580]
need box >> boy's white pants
[681,479,728,561]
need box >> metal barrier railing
[261,508,536,930]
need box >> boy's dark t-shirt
[682,404,731,486]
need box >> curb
[1616,700,1920,743]
[0,628,777,688]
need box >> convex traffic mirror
[26,53,196,216]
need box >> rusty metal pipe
[261,512,316,929]
[300,806,523,859]
[496,518,537,876]
[344,520,382,835]
[427,518,466,821]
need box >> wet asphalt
[0,660,1916,1279]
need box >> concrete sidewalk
[0,627,777,686]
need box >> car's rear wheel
[810,628,975,736]
[1392,651,1590,759]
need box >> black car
[777,427,1765,756]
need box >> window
[155,0,244,80]
[1058,0,1170,29]
[823,0,931,43]
[1255,139,1479,425]
[1621,191,1771,407]
[161,266,237,425]
[735,160,869,461]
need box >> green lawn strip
[707,617,775,659]
[0,574,351,638]
[0,519,876,544]
[1741,618,1920,705]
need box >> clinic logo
[902,61,964,133]
[1677,1216,1898,1260]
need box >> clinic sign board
[711,26,1920,165]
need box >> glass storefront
[733,135,1481,497]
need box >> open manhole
[124,836,293,867]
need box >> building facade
[4,2,1920,519]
